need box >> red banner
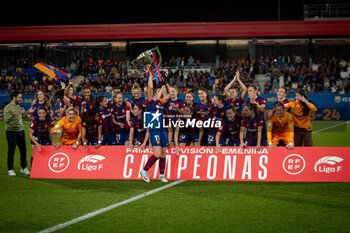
[30,146,350,182]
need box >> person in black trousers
[3,91,30,176]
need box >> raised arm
[236,72,248,100]
[147,73,154,101]
[64,79,76,100]
[224,70,238,96]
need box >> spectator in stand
[187,56,195,66]
[264,80,272,93]
[105,83,113,94]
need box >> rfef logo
[314,156,343,173]
[48,153,70,173]
[78,155,106,171]
[282,154,305,175]
[143,111,162,129]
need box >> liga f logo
[78,155,106,171]
[314,156,343,173]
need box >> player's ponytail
[95,96,105,109]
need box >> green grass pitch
[0,121,349,233]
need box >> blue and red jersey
[194,101,210,121]
[82,119,102,140]
[219,118,241,143]
[225,96,244,113]
[145,98,167,132]
[274,98,289,107]
[210,104,228,121]
[244,96,266,107]
[207,104,228,140]
[131,96,146,109]
[241,113,265,146]
[179,117,199,136]
[96,105,115,135]
[244,96,267,144]
[111,102,130,131]
[145,98,166,113]
[131,116,146,144]
[165,98,186,121]
[75,96,93,117]
[59,98,75,110]
[30,116,54,141]
[29,103,50,118]
[186,101,197,109]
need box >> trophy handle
[131,59,142,74]
[153,46,162,66]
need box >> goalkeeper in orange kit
[51,107,82,149]
[267,102,294,151]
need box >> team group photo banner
[30,146,350,182]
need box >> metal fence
[304,4,350,20]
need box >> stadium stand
[0,54,349,95]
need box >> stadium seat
[1,69,7,76]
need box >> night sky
[1,0,348,26]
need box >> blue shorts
[31,136,51,146]
[207,135,225,146]
[246,140,266,147]
[115,131,125,145]
[149,129,169,148]
[85,138,99,146]
[101,134,117,146]
[179,133,199,144]
[115,129,130,145]
[135,138,149,146]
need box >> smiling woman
[50,107,82,149]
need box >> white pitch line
[38,180,185,233]
[312,121,349,134]
[37,121,349,233]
